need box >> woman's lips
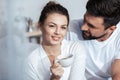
[52,36,61,41]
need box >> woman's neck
[42,43,61,57]
[42,42,62,65]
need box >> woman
[25,1,86,80]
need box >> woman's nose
[54,28,60,35]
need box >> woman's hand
[50,62,64,80]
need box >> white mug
[55,54,73,67]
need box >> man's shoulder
[67,19,84,40]
[68,19,83,32]
[69,19,83,26]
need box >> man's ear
[109,26,116,31]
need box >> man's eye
[87,23,95,28]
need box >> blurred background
[0,0,87,80]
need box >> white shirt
[24,39,86,80]
[67,19,120,80]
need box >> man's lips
[83,31,90,38]
[83,32,88,35]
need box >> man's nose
[81,23,89,31]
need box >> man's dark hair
[86,0,120,29]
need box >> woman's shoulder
[63,39,85,47]
[62,40,86,59]
[62,39,86,55]
[26,46,41,62]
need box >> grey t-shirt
[65,19,83,41]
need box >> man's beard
[82,31,107,40]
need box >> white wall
[10,0,88,22]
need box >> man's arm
[112,59,120,80]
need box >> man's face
[81,12,108,40]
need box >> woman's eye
[49,25,54,27]
[61,26,67,30]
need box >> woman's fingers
[50,62,64,79]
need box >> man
[66,0,120,80]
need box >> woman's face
[41,13,68,46]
